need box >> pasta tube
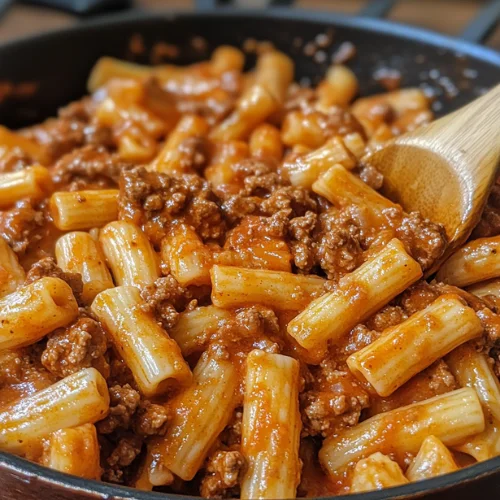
[0,166,53,208]
[254,51,294,103]
[210,265,326,310]
[447,343,500,461]
[91,286,191,397]
[161,222,212,286]
[288,239,422,350]
[210,84,278,141]
[249,124,283,162]
[0,125,50,165]
[241,350,301,500]
[350,453,407,493]
[319,388,484,476]
[150,115,209,174]
[0,237,25,299]
[100,221,159,287]
[0,277,78,351]
[169,305,233,356]
[312,164,399,226]
[317,65,359,110]
[405,436,458,482]
[467,279,500,299]
[151,351,239,481]
[55,232,114,304]
[0,368,109,453]
[347,294,482,396]
[43,424,101,480]
[211,45,245,75]
[285,137,356,189]
[437,236,500,287]
[50,189,119,231]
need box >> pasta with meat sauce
[0,45,499,498]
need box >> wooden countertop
[0,0,498,49]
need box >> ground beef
[284,85,316,113]
[217,157,319,228]
[52,144,131,189]
[220,409,243,447]
[0,199,46,255]
[102,435,143,484]
[140,275,193,330]
[0,347,56,405]
[473,182,500,238]
[400,281,441,315]
[213,306,282,354]
[22,118,87,161]
[200,450,245,499]
[395,211,447,272]
[119,166,225,245]
[288,211,318,272]
[176,136,210,173]
[25,256,84,305]
[369,360,457,415]
[41,317,108,378]
[22,105,113,163]
[133,400,169,437]
[97,384,141,435]
[314,208,364,280]
[358,164,383,190]
[365,305,408,332]
[0,148,31,173]
[300,358,370,437]
[58,98,93,122]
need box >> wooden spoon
[362,83,500,254]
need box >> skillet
[1,1,500,498]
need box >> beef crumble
[119,166,226,245]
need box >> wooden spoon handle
[415,84,500,182]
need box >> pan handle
[460,0,500,44]
[196,0,398,12]
[19,0,132,15]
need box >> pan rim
[1,6,500,500]
[0,7,498,67]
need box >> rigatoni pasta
[161,221,212,286]
[0,368,109,453]
[91,286,192,397]
[100,220,159,287]
[241,350,301,500]
[405,436,458,482]
[55,231,114,304]
[446,343,500,461]
[437,235,500,287]
[347,294,482,396]
[285,137,356,189]
[0,277,78,350]
[319,388,484,476]
[350,453,408,493]
[43,424,102,480]
[50,189,119,230]
[288,239,422,350]
[210,84,278,141]
[150,350,239,481]
[210,264,326,310]
[169,305,233,356]
[0,165,53,208]
[0,237,25,299]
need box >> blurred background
[0,0,498,50]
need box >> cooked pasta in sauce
[1,44,500,498]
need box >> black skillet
[1,0,500,498]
